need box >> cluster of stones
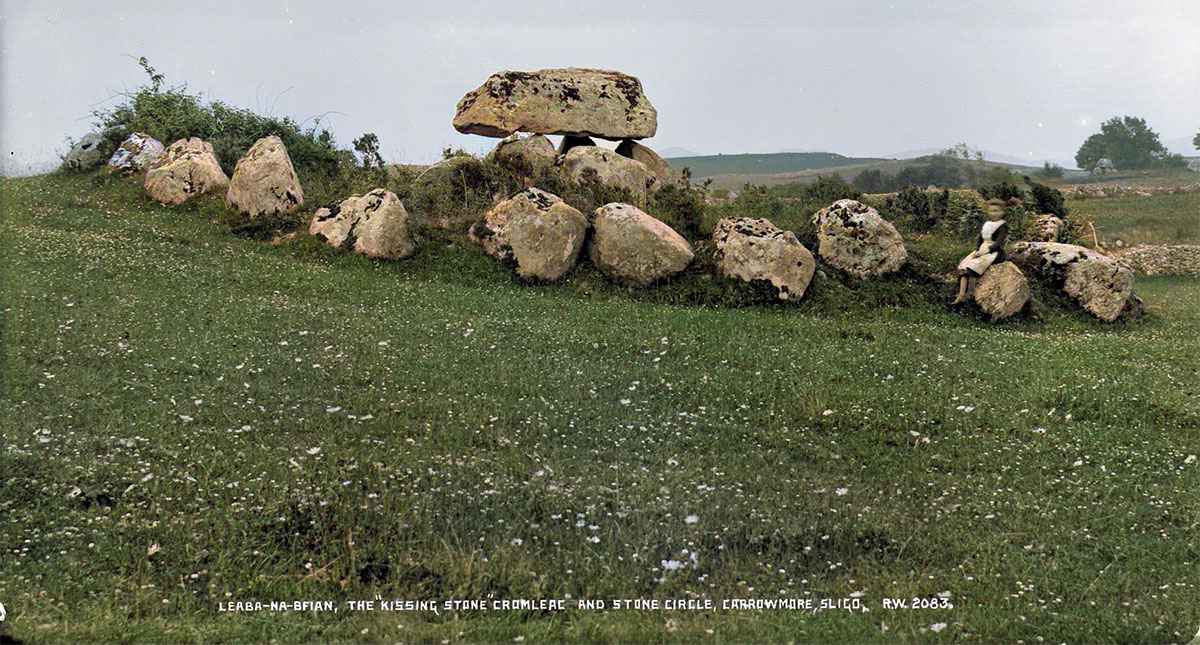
[1109,244,1200,276]
[452,68,677,192]
[467,188,693,284]
[60,67,1139,323]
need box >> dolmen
[453,68,676,194]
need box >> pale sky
[2,0,1197,175]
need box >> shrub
[90,57,377,216]
[1038,161,1065,179]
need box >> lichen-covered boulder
[309,189,415,260]
[1012,242,1134,322]
[589,203,692,286]
[453,68,657,140]
[63,133,105,171]
[487,133,557,165]
[143,138,229,205]
[226,135,304,217]
[713,217,815,301]
[974,262,1029,321]
[469,188,587,281]
[107,133,164,173]
[813,199,907,277]
[615,140,676,188]
[1035,214,1065,242]
[560,147,651,199]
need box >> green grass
[1,172,1197,643]
[1066,192,1199,246]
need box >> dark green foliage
[352,133,385,169]
[1074,115,1174,170]
[1038,161,1065,178]
[852,156,977,192]
[91,57,376,215]
[645,182,706,240]
[852,168,889,192]
[975,167,1025,202]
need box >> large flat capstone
[453,68,657,140]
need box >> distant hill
[664,152,883,178]
[694,155,1048,190]
[657,146,700,158]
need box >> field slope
[1,173,1197,643]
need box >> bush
[90,57,378,216]
[1038,162,1065,179]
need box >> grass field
[1066,192,1199,246]
[1,172,1197,643]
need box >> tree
[1074,116,1171,171]
[352,132,384,169]
[1193,130,1199,150]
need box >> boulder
[309,189,415,260]
[469,188,587,281]
[560,146,651,199]
[107,133,164,173]
[63,133,105,171]
[589,203,693,286]
[488,134,557,165]
[1035,214,1065,242]
[143,138,229,205]
[712,217,815,301]
[453,68,657,140]
[226,135,304,217]
[615,140,676,188]
[812,199,907,277]
[1011,242,1134,322]
[973,262,1029,321]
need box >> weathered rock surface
[615,140,676,188]
[453,68,657,140]
[63,133,105,171]
[560,146,651,199]
[310,189,415,260]
[973,262,1029,321]
[488,134,557,165]
[812,199,907,277]
[713,217,815,301]
[1110,244,1200,276]
[589,203,692,286]
[226,136,304,217]
[143,138,229,205]
[1012,242,1134,322]
[469,188,587,281]
[1035,214,1065,242]
[107,133,164,173]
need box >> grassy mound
[1,168,1195,643]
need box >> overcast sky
[2,0,1197,174]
